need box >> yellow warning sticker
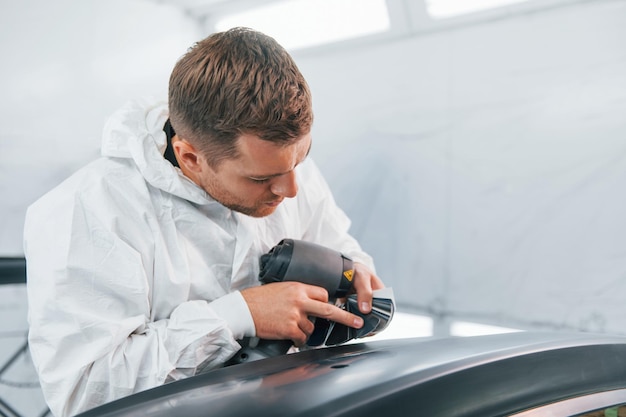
[343,269,354,282]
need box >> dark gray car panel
[77,332,626,417]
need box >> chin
[227,203,277,218]
[249,206,278,218]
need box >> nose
[271,171,298,198]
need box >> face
[196,133,312,217]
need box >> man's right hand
[240,282,365,347]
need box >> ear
[172,137,205,174]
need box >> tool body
[226,239,394,365]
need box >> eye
[250,177,270,184]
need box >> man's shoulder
[28,157,146,214]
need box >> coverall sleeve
[24,181,245,417]
[298,160,376,271]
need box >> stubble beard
[222,201,277,218]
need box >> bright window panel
[426,0,531,19]
[214,0,390,51]
[450,320,522,337]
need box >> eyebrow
[248,142,312,179]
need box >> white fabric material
[23,99,374,417]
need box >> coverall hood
[101,99,212,205]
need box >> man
[24,27,382,417]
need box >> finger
[353,263,385,314]
[371,273,385,290]
[299,282,329,303]
[353,272,373,314]
[299,316,315,337]
[306,301,364,329]
[291,330,308,347]
[357,277,384,313]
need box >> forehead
[232,133,312,175]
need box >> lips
[265,199,283,207]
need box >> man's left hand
[351,262,385,314]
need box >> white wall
[295,0,626,334]
[0,0,201,255]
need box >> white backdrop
[0,0,201,255]
[1,0,625,336]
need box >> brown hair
[168,27,313,167]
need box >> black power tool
[226,239,394,365]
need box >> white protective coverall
[24,99,375,417]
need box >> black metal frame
[0,258,26,285]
